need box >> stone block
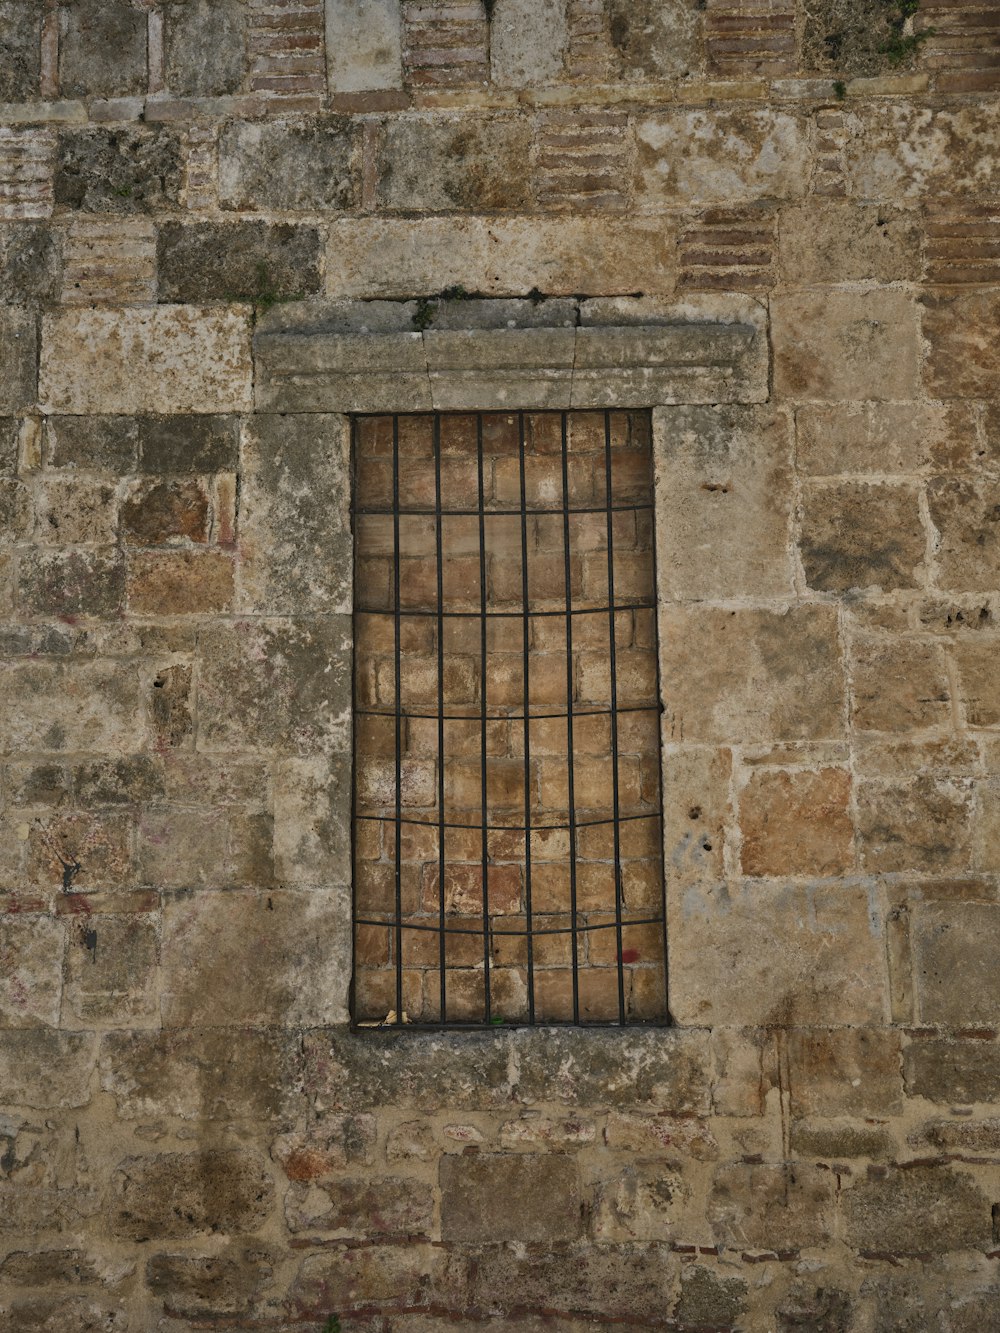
[100,1027,302,1121]
[0,1029,96,1107]
[773,289,920,401]
[285,1175,434,1237]
[795,401,970,477]
[851,639,951,733]
[440,1154,582,1243]
[799,481,926,591]
[73,757,164,806]
[675,1267,748,1331]
[786,1028,902,1117]
[739,766,853,877]
[273,756,351,885]
[163,0,249,97]
[151,664,191,751]
[661,605,846,744]
[490,0,566,87]
[0,1297,127,1332]
[927,476,1000,591]
[0,307,36,413]
[904,1037,1000,1104]
[218,116,358,212]
[145,1244,273,1319]
[121,478,208,545]
[843,1165,990,1256]
[157,223,322,303]
[63,914,158,1029]
[654,405,794,600]
[913,902,1000,1027]
[138,809,263,890]
[669,884,886,1027]
[327,215,676,299]
[291,1244,454,1315]
[326,0,403,92]
[857,776,973,874]
[27,809,134,893]
[109,1150,274,1241]
[197,618,350,755]
[161,889,350,1028]
[845,101,1000,200]
[0,1,41,101]
[46,416,138,472]
[0,223,61,303]
[55,127,182,215]
[0,478,30,543]
[17,548,124,617]
[636,110,808,207]
[0,916,63,1027]
[779,202,921,284]
[239,414,350,615]
[592,1162,684,1242]
[138,414,238,474]
[127,550,234,615]
[0,660,143,756]
[661,744,730,887]
[58,0,146,98]
[954,641,1000,728]
[378,115,533,212]
[708,1163,836,1251]
[272,1118,376,1177]
[606,0,701,81]
[790,1121,897,1160]
[40,307,252,415]
[34,476,117,545]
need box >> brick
[247,0,326,98]
[55,127,182,215]
[58,0,146,98]
[61,217,156,306]
[219,116,357,212]
[158,221,322,303]
[379,115,533,211]
[163,0,250,97]
[857,776,973,874]
[844,1165,990,1257]
[535,109,629,212]
[787,1028,902,1118]
[800,482,926,592]
[709,1163,836,1251]
[0,128,54,224]
[678,204,776,292]
[109,1150,274,1241]
[0,1029,97,1107]
[739,767,853,877]
[0,916,63,1027]
[403,0,490,89]
[440,1153,582,1243]
[40,307,252,415]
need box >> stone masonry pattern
[1,0,1000,1330]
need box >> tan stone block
[799,481,925,592]
[0,660,144,756]
[654,405,794,600]
[843,1165,990,1257]
[40,307,252,414]
[661,605,846,744]
[0,916,63,1027]
[708,1162,835,1251]
[0,1029,97,1108]
[161,889,350,1027]
[273,755,350,886]
[773,289,919,402]
[845,101,1000,200]
[109,1150,274,1241]
[739,767,853,877]
[852,639,951,733]
[795,401,972,477]
[857,776,973,874]
[662,744,730,886]
[669,883,885,1027]
[126,549,234,615]
[786,1027,902,1118]
[914,902,1000,1027]
[27,810,134,893]
[34,475,117,544]
[924,290,1000,400]
[327,215,676,299]
[591,1161,685,1242]
[954,641,1000,729]
[636,109,808,206]
[63,914,158,1029]
[779,202,921,285]
[927,476,1000,591]
[440,1154,582,1243]
[285,1175,434,1237]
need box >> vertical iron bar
[434,415,447,1023]
[477,414,492,1022]
[518,412,536,1023]
[604,411,627,1024]
[560,411,581,1022]
[392,414,403,1020]
[349,418,359,1023]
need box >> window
[351,409,667,1027]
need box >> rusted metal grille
[351,410,667,1028]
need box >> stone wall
[2,1,1000,1329]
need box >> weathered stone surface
[327,215,676,298]
[0,1,41,101]
[440,1154,581,1243]
[800,481,926,591]
[708,1163,836,1251]
[161,889,350,1028]
[0,1247,108,1286]
[63,914,158,1028]
[490,0,566,87]
[661,744,730,887]
[654,405,794,599]
[675,1266,748,1330]
[146,1244,273,1319]
[739,767,853,877]
[158,223,322,303]
[913,903,1000,1028]
[0,660,143,755]
[162,0,249,97]
[0,1029,96,1107]
[273,755,350,884]
[286,1175,434,1237]
[670,884,885,1027]
[17,548,124,617]
[35,475,116,545]
[857,776,973,873]
[121,478,209,545]
[0,476,30,543]
[327,0,402,92]
[239,414,350,614]
[134,415,236,475]
[787,1028,902,1118]
[773,289,920,401]
[852,639,951,733]
[790,1121,896,1160]
[379,116,534,212]
[219,116,358,212]
[927,476,1000,592]
[904,1038,1000,1104]
[197,618,350,755]
[109,1150,274,1241]
[592,1161,684,1242]
[0,916,63,1027]
[0,1295,128,1332]
[127,549,234,615]
[845,102,1000,200]
[291,1243,456,1314]
[606,0,701,81]
[73,757,163,808]
[661,606,846,744]
[46,416,138,472]
[58,0,146,98]
[844,1165,990,1256]
[779,202,921,284]
[0,306,36,413]
[0,224,60,303]
[100,1027,302,1121]
[925,291,1000,400]
[795,401,969,477]
[636,110,808,206]
[954,640,1000,728]
[55,128,182,215]
[40,307,252,414]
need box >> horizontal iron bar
[352,503,654,517]
[355,810,662,831]
[352,1019,669,1031]
[356,702,661,721]
[356,600,656,619]
[357,914,664,937]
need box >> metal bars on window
[351,410,668,1028]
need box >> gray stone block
[219,117,358,212]
[327,0,403,92]
[163,0,249,97]
[58,0,147,99]
[157,222,323,303]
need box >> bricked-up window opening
[351,411,667,1028]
